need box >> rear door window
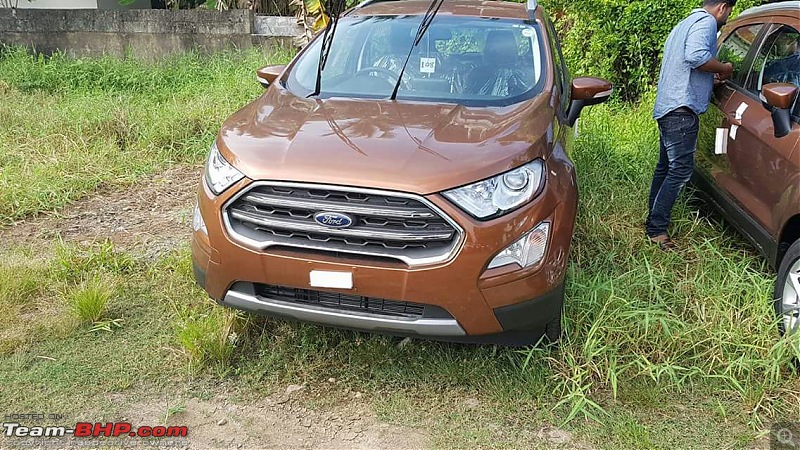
[717,23,765,86]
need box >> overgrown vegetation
[0,43,798,448]
[0,46,293,225]
[542,0,764,100]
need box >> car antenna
[309,0,348,98]
[389,0,445,100]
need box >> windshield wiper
[309,0,348,98]
[389,0,444,100]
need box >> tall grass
[526,93,800,425]
[0,46,294,225]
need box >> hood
[218,85,556,195]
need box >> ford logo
[313,211,354,228]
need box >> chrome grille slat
[230,208,454,242]
[243,192,435,219]
[223,182,463,266]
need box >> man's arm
[699,58,734,78]
[685,17,734,78]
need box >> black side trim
[192,260,207,289]
[493,283,564,332]
[690,170,778,269]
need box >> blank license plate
[309,270,353,289]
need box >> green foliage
[541,0,765,100]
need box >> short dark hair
[704,0,737,7]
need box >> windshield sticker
[420,57,436,74]
[522,28,534,38]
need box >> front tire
[775,239,800,335]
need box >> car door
[695,22,766,190]
[723,20,800,236]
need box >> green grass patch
[66,276,114,324]
[0,46,294,225]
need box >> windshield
[286,15,546,106]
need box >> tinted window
[718,24,764,86]
[747,25,800,93]
[286,16,546,106]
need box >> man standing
[646,0,736,250]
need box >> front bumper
[191,156,577,345]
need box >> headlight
[442,159,545,219]
[204,142,244,195]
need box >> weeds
[66,276,114,324]
[176,307,242,373]
[0,46,295,225]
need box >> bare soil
[0,165,202,258]
[124,391,430,450]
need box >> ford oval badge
[313,212,354,228]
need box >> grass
[0,45,294,225]
[0,48,798,449]
[66,276,114,324]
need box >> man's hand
[698,58,734,77]
[718,62,734,80]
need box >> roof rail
[737,0,799,18]
[348,0,542,17]
[527,0,538,19]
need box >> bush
[542,0,764,100]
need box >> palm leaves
[291,0,330,46]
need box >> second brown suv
[693,1,800,335]
[191,0,611,344]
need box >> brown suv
[191,0,611,344]
[693,1,800,335]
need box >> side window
[543,15,570,112]
[746,24,800,93]
[718,23,764,86]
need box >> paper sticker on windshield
[420,57,436,74]
[522,28,534,38]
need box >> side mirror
[565,77,612,126]
[256,65,285,89]
[762,83,798,139]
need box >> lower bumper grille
[256,284,425,319]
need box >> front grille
[256,284,425,318]
[224,183,461,265]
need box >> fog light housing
[192,202,208,235]
[487,221,550,269]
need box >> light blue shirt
[653,9,718,119]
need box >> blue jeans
[646,109,699,237]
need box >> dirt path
[0,165,201,258]
[125,390,430,450]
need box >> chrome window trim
[222,181,465,267]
